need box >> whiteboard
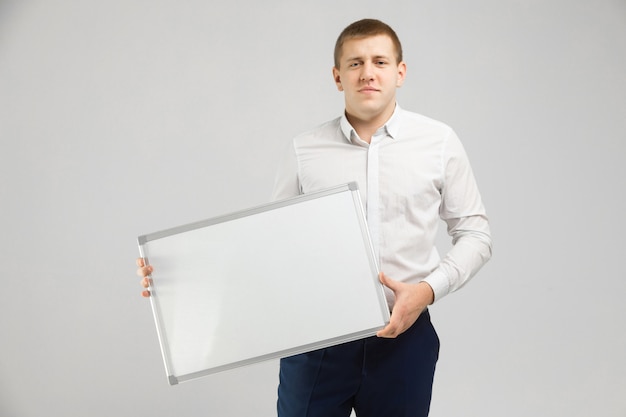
[137,182,390,385]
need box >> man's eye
[350,62,360,67]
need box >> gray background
[1,0,624,416]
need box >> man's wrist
[417,281,435,305]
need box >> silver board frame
[137,182,390,385]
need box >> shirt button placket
[366,134,382,262]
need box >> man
[137,18,491,417]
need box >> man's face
[333,35,406,123]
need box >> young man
[137,18,491,417]
[270,19,492,416]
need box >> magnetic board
[137,182,390,385]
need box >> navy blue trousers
[277,310,439,417]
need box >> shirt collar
[340,104,402,144]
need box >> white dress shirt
[272,105,492,307]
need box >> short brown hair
[334,19,403,68]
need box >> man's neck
[345,104,396,144]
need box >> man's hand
[136,258,153,298]
[376,272,434,338]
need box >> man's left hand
[376,272,435,338]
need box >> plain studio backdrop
[1,1,624,416]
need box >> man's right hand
[136,258,153,297]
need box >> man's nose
[360,62,374,81]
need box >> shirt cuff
[422,269,449,303]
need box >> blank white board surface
[137,183,390,385]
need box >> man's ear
[332,67,343,91]
[396,61,407,88]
